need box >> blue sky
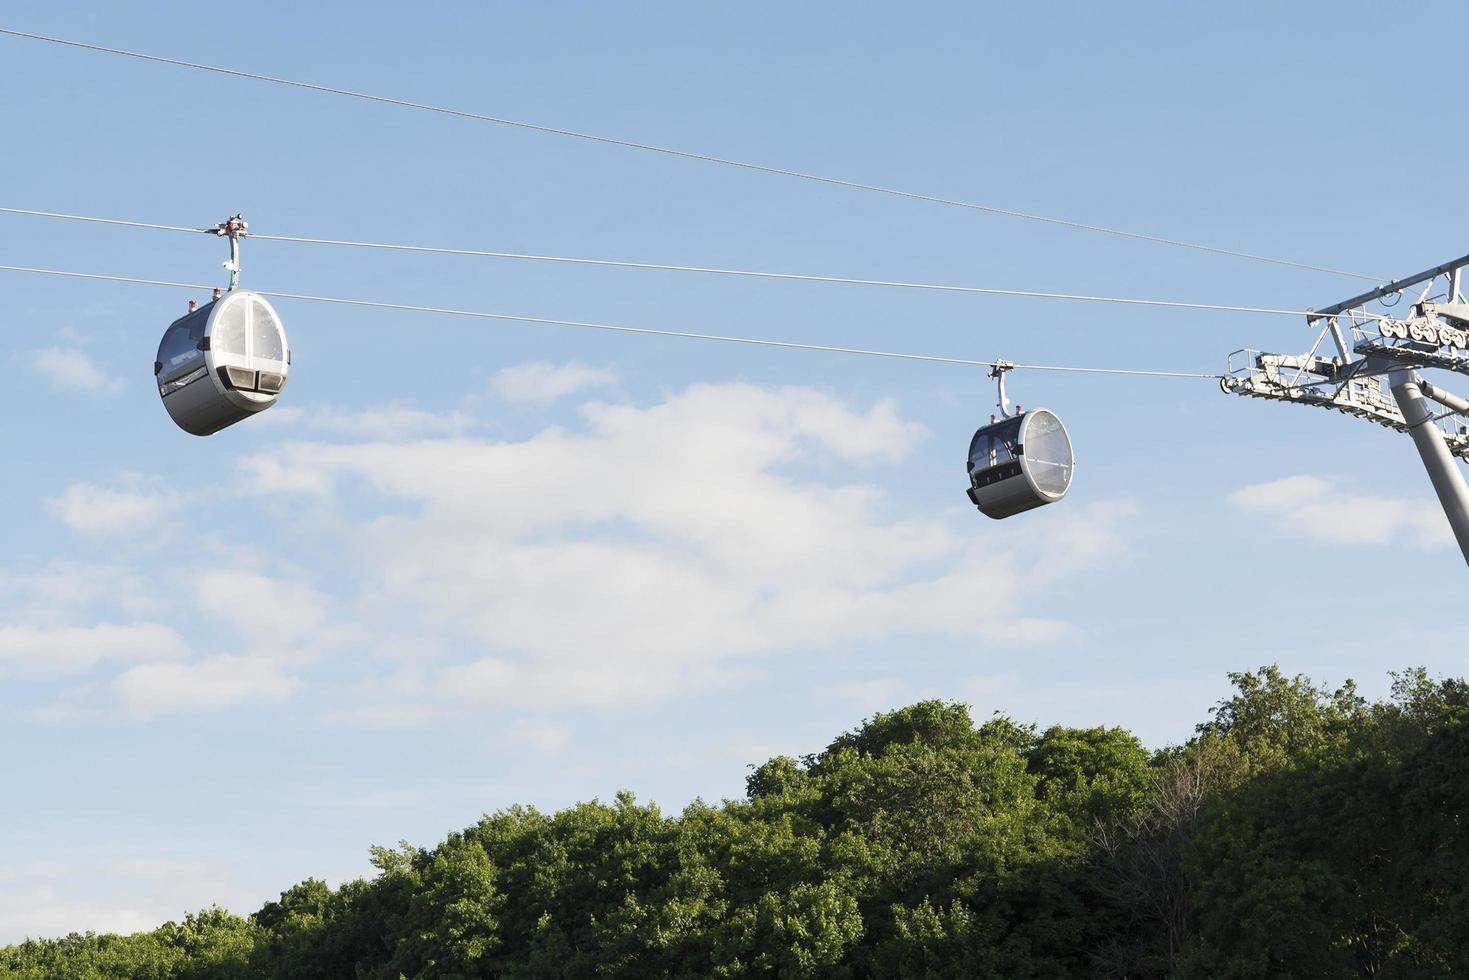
[2,0,1467,940]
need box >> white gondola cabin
[154,290,289,436]
[966,407,1074,519]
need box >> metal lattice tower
[1221,253,1469,565]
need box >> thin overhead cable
[0,262,1218,379]
[0,206,1375,321]
[249,233,1345,320]
[0,206,202,235]
[0,26,1380,283]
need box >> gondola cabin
[154,290,289,436]
[966,407,1074,519]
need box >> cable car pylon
[1222,252,1469,565]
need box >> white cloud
[112,654,296,719]
[1026,499,1138,579]
[236,381,1126,714]
[772,391,925,463]
[630,732,789,775]
[826,677,907,714]
[9,379,1129,724]
[1229,474,1453,549]
[0,860,256,945]
[32,346,124,396]
[489,361,617,404]
[193,570,329,649]
[439,658,518,703]
[0,623,188,679]
[47,481,171,537]
[6,565,336,720]
[963,672,1020,715]
[0,561,162,623]
[503,719,572,759]
[326,702,440,728]
[257,403,471,439]
[321,667,437,728]
[237,453,337,496]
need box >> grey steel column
[1390,368,1469,566]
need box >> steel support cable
[0,206,1380,321]
[0,26,1381,282]
[0,262,1218,379]
[248,233,1350,319]
[0,206,206,235]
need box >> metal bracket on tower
[213,214,248,291]
[1222,251,1469,566]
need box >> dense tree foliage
[4,666,1467,978]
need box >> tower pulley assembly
[1221,252,1469,565]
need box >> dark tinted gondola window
[968,417,1022,473]
[160,364,207,395]
[156,310,209,376]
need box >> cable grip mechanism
[989,358,1016,418]
[213,214,248,291]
